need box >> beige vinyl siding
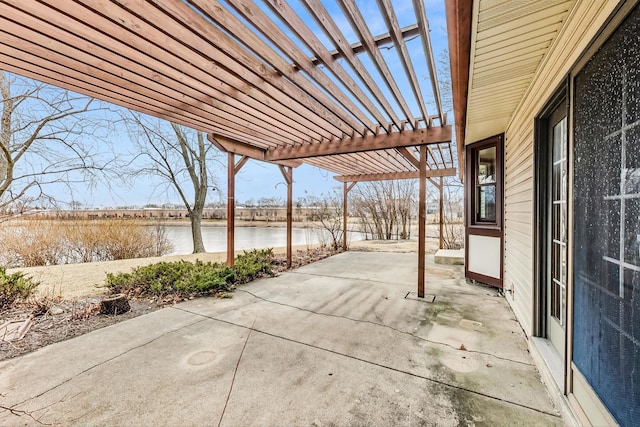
[504,129,534,335]
[501,0,622,336]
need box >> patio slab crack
[3,317,209,422]
[233,288,533,366]
[174,306,560,418]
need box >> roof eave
[445,0,473,179]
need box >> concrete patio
[0,252,562,426]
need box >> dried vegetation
[0,219,173,267]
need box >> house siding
[504,128,535,334]
[501,0,621,336]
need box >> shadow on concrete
[0,252,562,426]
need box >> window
[466,135,503,227]
[476,146,497,222]
[572,5,640,425]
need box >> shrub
[105,249,275,298]
[0,266,40,309]
[233,248,274,283]
[106,260,224,296]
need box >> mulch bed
[0,248,339,362]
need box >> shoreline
[7,239,436,300]
[4,216,455,232]
[8,244,319,300]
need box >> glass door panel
[548,115,567,357]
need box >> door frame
[533,81,569,362]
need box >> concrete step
[434,248,464,265]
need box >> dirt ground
[1,239,431,361]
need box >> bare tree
[0,71,114,218]
[352,180,416,240]
[300,191,343,250]
[441,176,464,249]
[393,180,416,239]
[124,113,222,253]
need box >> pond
[164,225,363,255]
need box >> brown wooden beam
[396,146,420,169]
[287,170,292,267]
[445,0,473,178]
[337,0,416,126]
[413,0,444,124]
[334,167,456,183]
[234,156,250,175]
[397,145,441,171]
[301,0,403,130]
[3,2,303,147]
[342,181,357,252]
[439,176,445,250]
[227,152,235,267]
[196,0,370,135]
[279,166,293,268]
[309,24,419,65]
[376,0,430,124]
[208,135,302,168]
[210,134,268,158]
[266,126,452,161]
[418,145,426,298]
[427,177,441,188]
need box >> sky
[7,0,451,209]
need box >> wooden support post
[286,168,293,268]
[418,145,426,298]
[343,182,348,251]
[439,176,444,250]
[227,152,235,267]
[343,182,356,251]
[279,166,293,268]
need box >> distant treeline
[24,207,326,222]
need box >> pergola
[0,0,455,297]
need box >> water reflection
[163,225,362,255]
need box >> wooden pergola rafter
[0,0,456,298]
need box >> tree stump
[100,294,130,315]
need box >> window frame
[465,135,503,229]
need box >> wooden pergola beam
[198,0,370,136]
[265,126,452,161]
[342,181,357,251]
[439,176,445,250]
[227,153,236,267]
[396,142,442,173]
[396,146,421,169]
[418,146,427,297]
[334,168,456,183]
[208,135,302,168]
[278,166,294,268]
[401,148,447,249]
[267,0,391,128]
[3,2,304,147]
[309,24,419,65]
[413,0,444,125]
[234,156,250,175]
[376,0,430,124]
[301,0,403,130]
[337,0,416,128]
[445,0,473,178]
